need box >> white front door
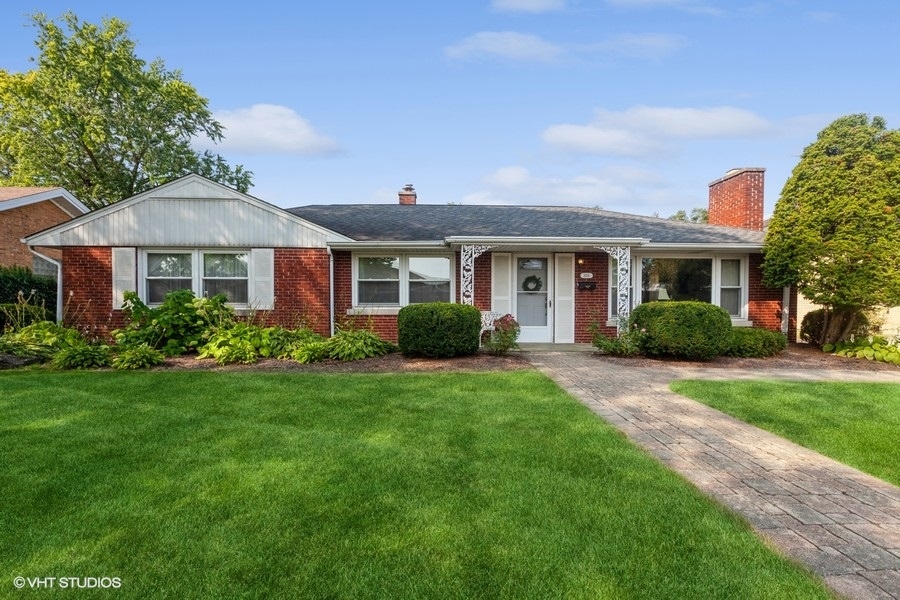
[514,255,552,342]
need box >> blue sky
[2,1,897,217]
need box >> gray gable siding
[288,204,765,245]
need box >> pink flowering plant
[485,314,520,355]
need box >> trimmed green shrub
[52,342,111,369]
[397,303,481,358]
[800,308,869,347]
[112,343,166,370]
[724,327,787,358]
[630,301,733,360]
[0,266,56,315]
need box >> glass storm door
[515,256,551,342]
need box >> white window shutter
[491,253,512,315]
[554,253,575,343]
[249,248,275,310]
[111,247,136,309]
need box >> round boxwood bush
[724,327,787,358]
[630,300,733,360]
[397,302,481,358]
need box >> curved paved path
[525,351,900,600]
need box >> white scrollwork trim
[597,246,631,334]
[460,244,493,305]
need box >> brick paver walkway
[526,351,900,600]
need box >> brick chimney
[398,184,417,205]
[708,167,765,231]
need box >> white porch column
[460,244,492,305]
[598,246,632,334]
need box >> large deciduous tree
[762,114,900,344]
[0,12,252,209]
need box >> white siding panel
[54,197,329,247]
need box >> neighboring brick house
[24,170,798,343]
[1,187,88,276]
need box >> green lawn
[670,380,900,487]
[0,370,831,599]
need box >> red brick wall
[267,248,331,336]
[61,246,333,340]
[748,253,797,339]
[575,252,614,342]
[472,253,492,310]
[61,247,125,338]
[708,168,765,231]
[332,251,401,340]
[333,250,490,343]
[1,201,71,268]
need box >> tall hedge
[397,303,481,358]
[630,300,733,360]
[0,266,57,316]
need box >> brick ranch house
[1,187,88,275]
[23,168,797,343]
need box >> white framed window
[146,252,193,303]
[353,254,453,309]
[135,249,271,309]
[608,254,749,321]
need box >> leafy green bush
[0,321,84,360]
[630,301,733,360]
[325,327,396,361]
[291,340,331,364]
[484,314,520,356]
[112,343,166,370]
[800,308,870,347]
[263,326,323,359]
[51,342,111,369]
[197,324,325,365]
[724,328,787,358]
[825,335,900,365]
[591,323,645,357]
[397,303,481,358]
[114,290,234,356]
[0,266,57,315]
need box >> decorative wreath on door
[522,275,543,291]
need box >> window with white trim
[140,250,258,307]
[609,255,748,320]
[354,254,452,306]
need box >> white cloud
[543,105,773,156]
[444,31,563,62]
[590,33,686,60]
[806,11,838,23]
[485,166,531,187]
[469,166,632,206]
[604,0,722,16]
[212,104,341,155]
[490,0,566,13]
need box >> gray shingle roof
[287,204,765,245]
